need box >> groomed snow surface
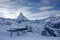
[0,26,60,40]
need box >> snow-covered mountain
[44,16,60,23]
[17,13,28,21]
[0,13,60,37]
[40,16,60,37]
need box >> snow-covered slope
[0,13,60,40]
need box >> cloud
[0,6,60,20]
[0,0,4,3]
[0,0,8,3]
[0,0,60,20]
[40,0,60,6]
[0,0,40,9]
[40,0,50,5]
[0,7,32,19]
[0,0,21,9]
[0,12,3,17]
[0,8,16,18]
[39,6,54,10]
[31,10,60,20]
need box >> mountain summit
[17,12,28,20]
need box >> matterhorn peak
[17,12,28,20]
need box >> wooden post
[17,31,19,36]
[10,32,12,37]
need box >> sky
[0,0,60,20]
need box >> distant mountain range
[0,12,60,25]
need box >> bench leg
[17,31,19,36]
[10,32,12,37]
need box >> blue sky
[0,0,60,20]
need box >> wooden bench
[7,28,29,37]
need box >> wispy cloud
[39,6,54,11]
[0,0,60,20]
[40,0,60,6]
[33,10,60,19]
